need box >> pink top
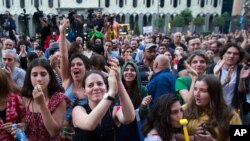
[24,92,68,141]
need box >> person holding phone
[183,75,242,141]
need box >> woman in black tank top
[72,59,135,141]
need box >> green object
[175,76,192,104]
[87,30,103,39]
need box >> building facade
[0,0,223,35]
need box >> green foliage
[134,21,140,35]
[222,12,229,21]
[202,31,212,36]
[154,16,165,29]
[172,15,185,27]
[193,16,205,26]
[212,16,225,27]
[180,8,193,25]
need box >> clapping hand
[240,64,250,79]
[213,60,224,77]
[105,57,121,96]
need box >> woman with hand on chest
[17,58,69,141]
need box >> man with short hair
[210,40,223,63]
[3,39,15,50]
[137,43,157,86]
[146,54,176,105]
[2,49,26,87]
[187,37,201,52]
[169,32,187,51]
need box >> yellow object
[179,119,190,141]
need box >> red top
[24,92,68,141]
[0,94,23,141]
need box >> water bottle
[12,124,29,141]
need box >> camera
[33,8,44,24]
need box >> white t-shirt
[144,134,162,141]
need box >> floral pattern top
[0,94,23,141]
[24,92,69,141]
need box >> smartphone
[200,123,206,134]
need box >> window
[146,0,151,7]
[49,0,53,8]
[213,0,218,7]
[20,0,25,8]
[76,0,82,3]
[173,0,177,8]
[105,0,110,7]
[187,0,191,7]
[41,0,42,5]
[160,0,164,7]
[170,0,172,5]
[34,0,39,8]
[200,0,204,7]
[206,0,208,4]
[119,0,123,7]
[133,0,137,7]
[6,0,10,8]
[179,0,181,4]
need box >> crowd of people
[0,10,250,141]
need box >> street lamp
[157,0,160,33]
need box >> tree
[193,16,205,26]
[172,15,185,27]
[212,16,225,33]
[134,21,140,35]
[154,16,165,31]
[222,12,229,21]
[212,16,225,27]
[222,12,229,33]
[180,8,193,26]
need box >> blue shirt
[146,68,176,104]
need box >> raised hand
[107,69,118,97]
[32,85,46,106]
[106,57,121,82]
[240,64,250,79]
[213,60,224,77]
[184,61,198,80]
[59,18,70,34]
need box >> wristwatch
[103,93,115,102]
